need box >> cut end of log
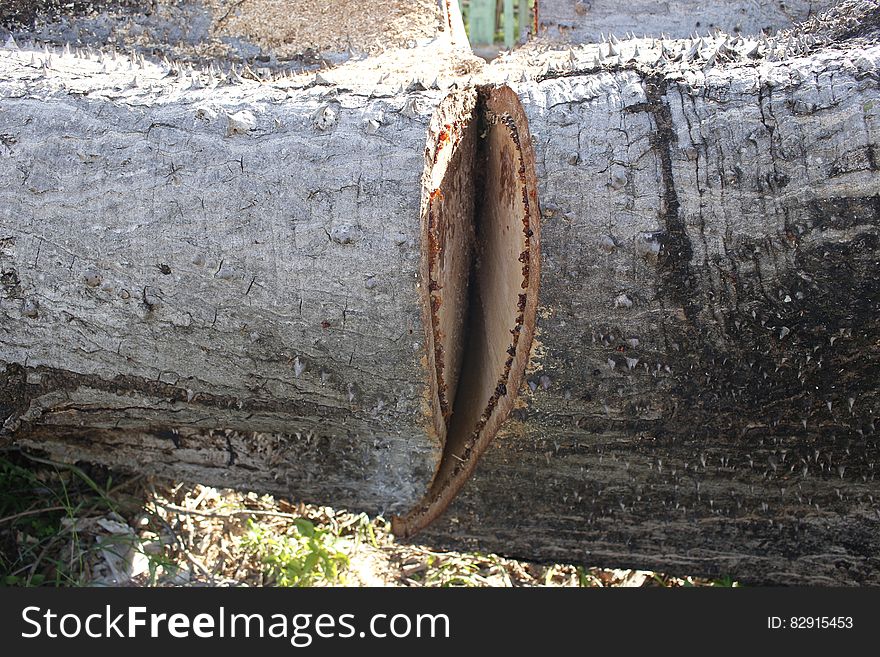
[395,85,541,537]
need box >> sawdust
[201,0,442,57]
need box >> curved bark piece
[394,85,541,536]
[421,88,479,442]
[441,0,471,51]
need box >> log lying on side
[0,38,542,523]
[419,31,880,582]
[536,0,837,43]
[2,2,880,581]
[0,43,448,514]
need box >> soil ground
[0,453,728,587]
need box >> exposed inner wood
[420,89,479,447]
[397,85,541,537]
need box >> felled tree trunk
[2,1,879,581]
[416,28,880,583]
[0,38,541,521]
[0,52,442,514]
[535,0,837,43]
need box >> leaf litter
[0,454,732,587]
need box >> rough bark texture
[2,2,880,582]
[422,36,880,583]
[0,44,461,515]
[537,0,837,43]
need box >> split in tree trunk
[398,85,541,535]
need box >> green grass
[0,451,158,586]
[240,518,350,587]
[0,453,107,585]
[711,576,739,587]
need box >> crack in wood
[394,85,541,536]
[625,74,700,327]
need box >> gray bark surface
[0,45,456,514]
[0,1,451,70]
[2,3,880,581]
[537,0,837,43]
[423,36,880,583]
